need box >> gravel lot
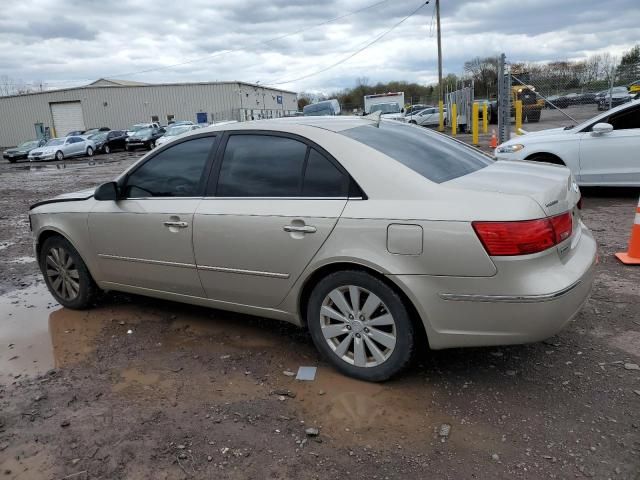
[0,150,639,479]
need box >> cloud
[0,0,637,92]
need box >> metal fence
[497,54,639,135]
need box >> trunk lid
[447,160,580,217]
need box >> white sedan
[404,107,445,127]
[28,136,96,162]
[495,100,640,186]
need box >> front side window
[608,105,640,131]
[124,136,215,198]
[341,121,492,183]
[216,135,307,197]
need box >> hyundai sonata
[29,117,596,381]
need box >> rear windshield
[340,121,492,183]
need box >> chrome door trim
[439,280,582,303]
[98,253,196,269]
[283,225,317,233]
[197,264,290,279]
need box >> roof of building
[87,78,151,86]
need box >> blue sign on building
[276,95,283,105]
[196,112,208,124]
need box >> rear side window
[217,135,307,196]
[341,122,492,183]
[303,148,348,197]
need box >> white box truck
[363,92,405,119]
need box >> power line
[266,1,429,86]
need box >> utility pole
[436,0,443,101]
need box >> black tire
[306,270,414,382]
[527,154,565,166]
[8,158,16,164]
[125,145,130,151]
[409,120,417,124]
[39,235,99,309]
[104,144,110,154]
[527,111,541,123]
[86,146,94,157]
[148,141,155,150]
[55,150,64,161]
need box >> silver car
[29,117,596,381]
[28,136,96,162]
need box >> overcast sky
[1,0,638,94]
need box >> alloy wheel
[86,147,94,157]
[104,145,110,154]
[320,285,397,368]
[45,246,80,301]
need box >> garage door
[50,102,85,137]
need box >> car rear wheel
[39,235,98,309]
[149,141,155,150]
[55,150,64,161]
[307,270,414,381]
[86,146,94,157]
[104,144,110,154]
[8,158,16,164]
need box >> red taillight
[472,212,573,256]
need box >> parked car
[629,80,640,94]
[170,121,194,126]
[2,139,46,163]
[127,123,161,136]
[404,107,446,127]
[125,126,165,150]
[89,130,128,154]
[303,99,341,116]
[28,136,96,162]
[82,127,110,137]
[495,99,640,186]
[29,117,595,381]
[405,104,432,115]
[155,124,201,147]
[574,92,597,104]
[598,87,633,110]
[66,130,85,136]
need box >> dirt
[1,153,639,479]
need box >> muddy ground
[0,151,639,479]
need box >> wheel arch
[35,228,98,283]
[296,261,430,348]
[524,152,566,165]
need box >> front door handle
[283,225,317,234]
[163,221,188,228]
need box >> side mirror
[94,181,119,201]
[591,122,613,135]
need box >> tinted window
[124,136,215,198]
[216,135,307,197]
[608,105,640,130]
[303,149,348,197]
[341,122,492,183]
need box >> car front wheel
[86,146,94,157]
[104,144,110,154]
[55,150,64,161]
[39,235,98,309]
[307,270,414,382]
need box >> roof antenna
[364,110,382,128]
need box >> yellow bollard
[515,100,523,135]
[451,103,457,136]
[472,102,479,145]
[438,100,444,132]
[482,103,488,134]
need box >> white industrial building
[0,79,298,147]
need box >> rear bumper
[390,223,597,349]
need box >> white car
[155,124,201,147]
[495,100,640,186]
[405,107,446,127]
[28,136,96,162]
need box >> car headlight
[497,144,525,154]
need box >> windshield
[612,87,628,94]
[370,103,401,114]
[341,121,492,183]
[89,132,107,141]
[131,124,149,132]
[45,139,64,146]
[165,126,191,136]
[134,128,152,136]
[18,141,39,150]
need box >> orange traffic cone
[615,197,640,265]
[489,129,498,149]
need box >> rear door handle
[283,225,317,234]
[163,221,188,228]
